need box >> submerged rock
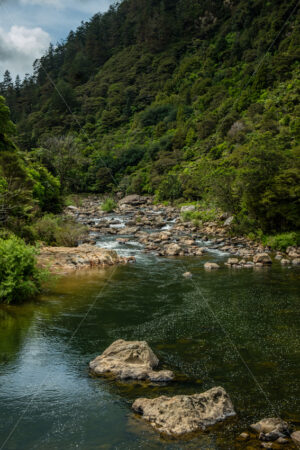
[89,339,174,382]
[132,386,236,436]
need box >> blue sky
[0,0,114,80]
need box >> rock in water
[132,386,236,436]
[89,339,174,382]
[164,243,182,256]
[204,262,220,270]
[253,253,272,265]
[250,418,290,441]
[183,272,192,278]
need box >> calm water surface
[0,239,299,449]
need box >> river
[0,218,299,449]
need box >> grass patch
[262,232,300,251]
[101,198,117,212]
[181,208,219,223]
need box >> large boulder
[250,418,290,442]
[118,195,146,206]
[132,386,236,436]
[89,339,174,382]
[253,253,272,265]
[164,243,182,256]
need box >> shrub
[140,104,176,127]
[262,232,300,251]
[101,198,117,212]
[156,175,182,201]
[0,236,44,304]
[33,214,86,246]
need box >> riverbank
[37,244,134,274]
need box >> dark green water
[0,245,299,449]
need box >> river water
[0,223,299,449]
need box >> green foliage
[101,198,117,212]
[0,236,44,304]
[181,208,219,223]
[262,232,300,251]
[28,163,62,213]
[156,175,182,201]
[1,0,299,237]
[0,96,15,135]
[33,214,87,247]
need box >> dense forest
[1,0,299,239]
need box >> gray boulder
[224,216,234,227]
[132,386,236,436]
[89,339,174,382]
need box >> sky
[0,0,114,80]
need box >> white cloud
[20,0,63,7]
[0,25,51,79]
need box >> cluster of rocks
[37,244,134,273]
[89,340,300,444]
[275,247,300,267]
[238,417,300,448]
[90,340,236,436]
[65,196,300,268]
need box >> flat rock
[132,386,235,436]
[37,245,128,273]
[89,339,174,382]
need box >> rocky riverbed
[64,194,300,269]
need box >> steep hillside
[1,0,299,234]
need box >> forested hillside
[1,0,299,235]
